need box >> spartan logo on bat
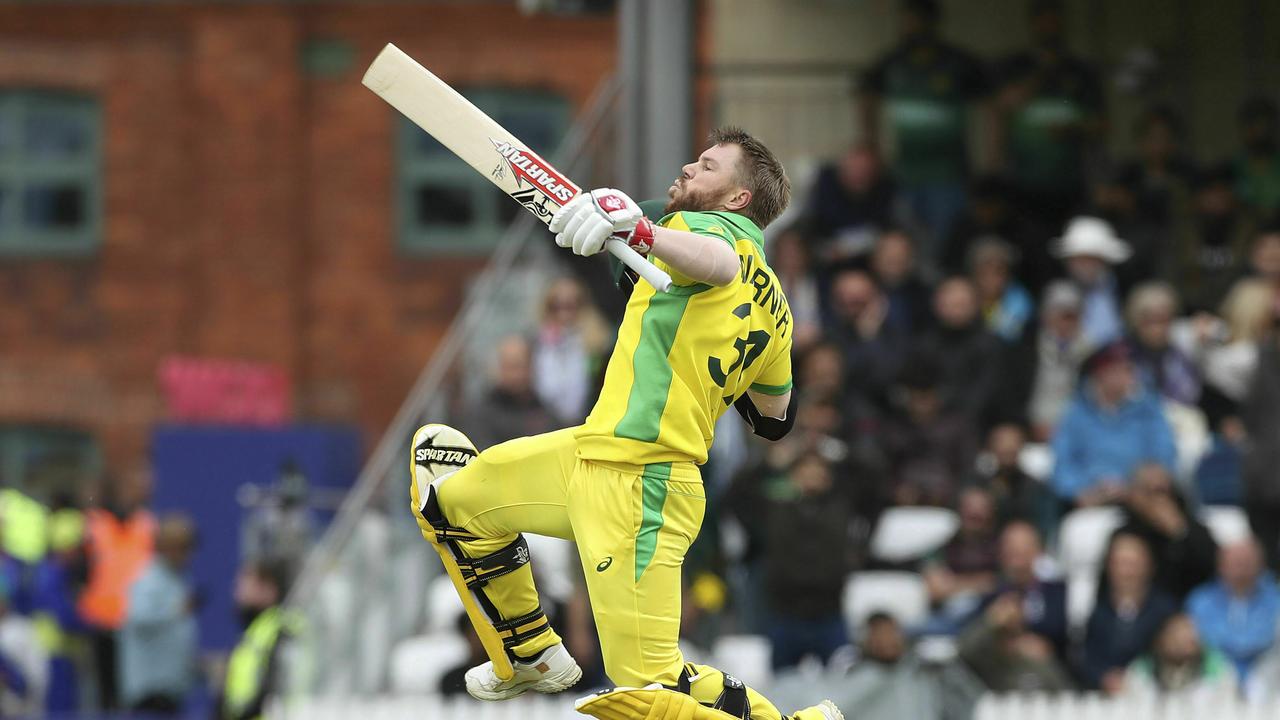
[490,138,576,206]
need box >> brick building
[0,3,618,483]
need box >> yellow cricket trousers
[412,427,799,720]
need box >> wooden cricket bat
[362,43,673,293]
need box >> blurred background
[2,0,1280,718]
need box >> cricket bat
[362,43,673,293]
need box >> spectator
[781,612,982,720]
[1172,164,1255,312]
[1176,278,1274,507]
[1118,105,1196,236]
[760,453,853,670]
[1250,228,1280,292]
[1025,281,1093,439]
[993,0,1104,230]
[1093,169,1164,290]
[805,144,904,266]
[969,237,1034,343]
[1186,537,1280,682]
[1244,329,1280,567]
[1123,613,1237,704]
[1050,341,1177,508]
[945,176,1050,293]
[1116,463,1217,600]
[825,270,906,410]
[959,522,1072,690]
[923,487,1000,631]
[1082,532,1177,693]
[79,470,156,711]
[1124,282,1201,405]
[464,334,560,449]
[119,514,198,715]
[240,459,315,591]
[1234,96,1280,217]
[531,277,610,425]
[972,423,1057,540]
[860,0,988,260]
[1053,216,1130,346]
[770,225,823,350]
[881,358,978,507]
[869,229,933,337]
[912,277,1004,422]
[32,507,90,714]
[221,561,296,720]
[1175,277,1274,404]
[0,576,46,718]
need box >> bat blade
[362,43,672,292]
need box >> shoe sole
[466,663,584,702]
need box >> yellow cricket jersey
[575,210,794,467]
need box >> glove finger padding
[549,194,588,233]
[575,217,613,256]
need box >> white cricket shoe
[815,700,844,720]
[793,699,845,720]
[465,642,583,701]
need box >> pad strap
[456,535,531,589]
[418,485,481,544]
[712,674,750,720]
[494,606,551,649]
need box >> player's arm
[734,389,796,441]
[647,226,738,286]
[549,188,738,287]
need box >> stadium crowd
[449,1,1280,717]
[0,468,298,718]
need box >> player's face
[665,143,745,215]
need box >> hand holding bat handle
[605,238,673,293]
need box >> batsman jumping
[409,127,841,720]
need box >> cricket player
[410,127,841,720]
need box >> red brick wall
[0,3,616,470]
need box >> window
[0,426,100,502]
[397,88,569,254]
[0,91,102,255]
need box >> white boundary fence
[976,693,1280,720]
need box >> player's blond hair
[710,126,790,229]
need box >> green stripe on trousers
[635,462,672,582]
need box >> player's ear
[724,187,751,213]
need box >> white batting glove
[548,188,654,257]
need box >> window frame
[395,87,570,255]
[0,90,103,257]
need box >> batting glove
[549,188,655,257]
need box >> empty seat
[710,634,773,688]
[427,573,467,634]
[1057,507,1125,576]
[843,571,929,632]
[1201,505,1252,546]
[871,507,960,563]
[388,631,469,694]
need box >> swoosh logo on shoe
[596,557,613,572]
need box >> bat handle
[605,238,674,293]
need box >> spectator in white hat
[1054,216,1132,346]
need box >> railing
[274,74,622,703]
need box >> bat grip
[605,238,674,293]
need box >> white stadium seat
[1057,506,1125,576]
[710,634,773,688]
[843,571,929,632]
[870,507,960,563]
[1201,505,1252,546]
[427,574,467,634]
[389,632,469,694]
